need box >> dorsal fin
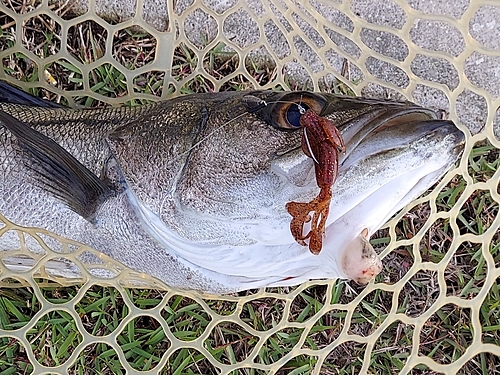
[0,80,63,108]
[0,110,113,221]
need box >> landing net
[0,0,499,373]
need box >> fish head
[251,91,464,284]
[107,90,465,289]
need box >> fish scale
[0,86,464,293]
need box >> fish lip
[344,118,465,163]
[451,127,466,152]
[318,92,438,119]
[275,112,465,191]
[451,133,466,156]
[426,120,466,154]
[320,117,464,268]
[276,107,446,158]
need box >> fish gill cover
[0,0,499,374]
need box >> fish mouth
[319,117,464,283]
[341,117,465,168]
[271,99,465,284]
[274,102,465,190]
[329,117,465,229]
[333,124,465,226]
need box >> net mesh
[0,0,500,373]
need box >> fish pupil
[286,103,310,127]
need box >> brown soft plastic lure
[286,109,346,255]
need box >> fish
[0,82,465,294]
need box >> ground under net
[0,0,500,374]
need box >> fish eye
[259,92,326,131]
[285,103,310,128]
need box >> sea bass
[0,84,464,294]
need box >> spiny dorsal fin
[0,80,63,108]
[0,110,113,221]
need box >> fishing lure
[286,109,345,255]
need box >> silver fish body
[0,89,464,293]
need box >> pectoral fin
[0,110,113,221]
